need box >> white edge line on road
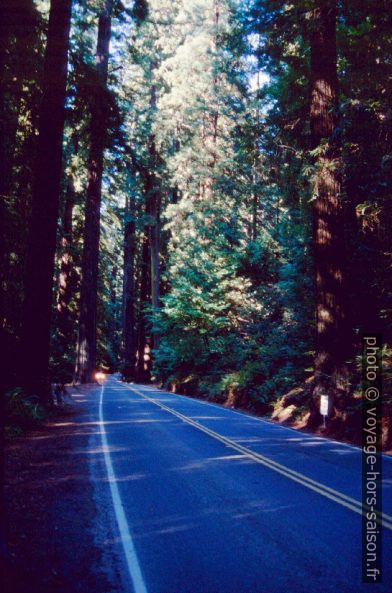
[99,385,148,593]
[123,382,392,531]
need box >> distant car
[95,371,106,384]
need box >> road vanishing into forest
[88,375,392,593]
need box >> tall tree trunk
[0,0,10,577]
[0,0,12,352]
[310,0,349,406]
[56,174,76,351]
[20,0,72,400]
[145,84,160,352]
[147,126,161,350]
[122,195,136,379]
[149,187,160,326]
[108,264,118,365]
[135,233,151,382]
[202,0,220,191]
[74,0,113,383]
[251,39,262,241]
[251,161,258,241]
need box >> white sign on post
[320,395,329,427]
[320,395,329,416]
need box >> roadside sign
[320,394,329,416]
[320,394,329,427]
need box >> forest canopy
[1,0,391,445]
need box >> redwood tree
[122,194,136,379]
[146,96,161,352]
[310,0,349,405]
[135,232,151,383]
[20,0,72,400]
[74,0,113,383]
[56,172,76,352]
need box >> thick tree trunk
[122,196,136,379]
[20,0,72,400]
[0,0,8,576]
[0,0,11,351]
[310,0,349,405]
[56,174,76,350]
[74,0,113,383]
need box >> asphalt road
[90,375,392,593]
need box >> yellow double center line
[124,382,392,531]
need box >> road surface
[87,375,392,593]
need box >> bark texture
[122,195,136,379]
[135,234,151,382]
[310,0,349,403]
[75,0,113,383]
[20,0,72,399]
[56,174,76,351]
[147,88,161,351]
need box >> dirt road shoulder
[4,384,126,593]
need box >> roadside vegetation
[1,0,391,448]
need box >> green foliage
[3,0,391,420]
